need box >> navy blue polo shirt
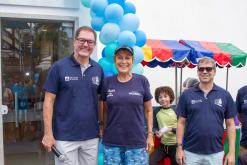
[101,74,153,148]
[44,55,104,141]
[236,85,247,147]
[176,84,236,154]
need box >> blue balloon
[105,42,119,62]
[134,30,147,47]
[124,2,136,14]
[101,47,106,57]
[98,57,113,72]
[119,13,140,31]
[90,0,108,16]
[131,63,144,75]
[104,4,124,23]
[108,0,125,7]
[91,15,105,31]
[99,23,120,45]
[118,31,136,47]
[133,46,144,64]
[81,0,91,8]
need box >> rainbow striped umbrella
[141,39,191,68]
[179,40,247,67]
[142,39,247,92]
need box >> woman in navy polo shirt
[101,46,154,165]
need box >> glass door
[1,18,74,165]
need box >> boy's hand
[159,127,171,135]
[155,131,162,138]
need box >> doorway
[1,18,74,165]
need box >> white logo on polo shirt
[191,99,202,104]
[65,76,79,81]
[92,76,100,85]
[214,98,222,107]
[129,91,141,96]
[244,100,247,104]
[107,89,115,97]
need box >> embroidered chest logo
[214,98,223,107]
[191,99,202,104]
[65,76,79,81]
[129,91,141,96]
[244,100,247,104]
[92,76,100,85]
[107,89,115,97]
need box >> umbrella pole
[180,68,183,96]
[175,66,178,104]
[226,67,229,91]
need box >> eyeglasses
[198,67,214,72]
[76,38,95,46]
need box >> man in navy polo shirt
[176,57,236,165]
[236,85,247,159]
[42,26,104,165]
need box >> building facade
[0,1,91,164]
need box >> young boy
[149,86,178,165]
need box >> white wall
[127,0,247,105]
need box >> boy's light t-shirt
[156,107,177,145]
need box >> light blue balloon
[104,4,124,23]
[105,42,119,62]
[108,0,125,7]
[99,23,120,45]
[81,0,91,8]
[133,46,144,64]
[90,0,108,16]
[119,13,140,31]
[124,2,136,14]
[131,63,144,75]
[90,10,96,17]
[112,64,119,74]
[98,152,103,165]
[134,30,147,47]
[98,57,113,72]
[91,15,105,31]
[118,31,136,47]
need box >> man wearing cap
[42,26,104,165]
[101,45,154,165]
[176,57,236,165]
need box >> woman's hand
[146,133,154,152]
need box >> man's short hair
[154,86,175,104]
[197,57,216,70]
[75,26,97,42]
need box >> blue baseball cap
[114,46,134,56]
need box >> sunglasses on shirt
[198,67,214,72]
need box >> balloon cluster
[81,0,147,76]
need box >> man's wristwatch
[176,143,183,148]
